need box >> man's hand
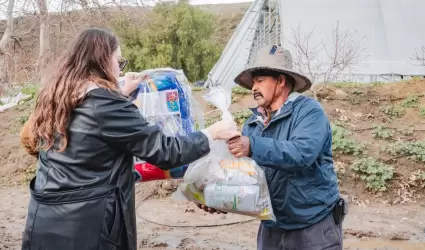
[195,203,227,214]
[228,136,251,158]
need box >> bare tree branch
[1,0,156,86]
[0,0,16,56]
[410,45,425,66]
[0,0,15,90]
[13,0,37,16]
[288,21,366,100]
[37,0,49,69]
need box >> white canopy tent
[204,0,267,89]
[206,0,425,88]
[279,0,425,83]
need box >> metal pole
[262,13,265,47]
[275,1,279,45]
[277,0,284,46]
[268,2,272,45]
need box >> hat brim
[234,66,312,93]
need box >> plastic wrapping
[119,68,204,182]
[178,87,276,221]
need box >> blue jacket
[242,93,340,230]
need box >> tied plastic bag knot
[203,87,233,121]
[177,86,276,222]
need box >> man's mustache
[253,92,263,98]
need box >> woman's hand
[206,120,240,141]
[121,72,148,96]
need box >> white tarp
[0,92,31,112]
[279,0,425,83]
[204,0,265,89]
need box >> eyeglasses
[118,57,128,71]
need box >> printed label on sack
[166,90,180,113]
[218,159,257,176]
[259,197,271,214]
[204,185,259,212]
[135,90,180,116]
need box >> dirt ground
[1,183,425,250]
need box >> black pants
[257,215,343,250]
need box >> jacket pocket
[22,177,116,250]
[283,179,328,222]
[290,177,330,203]
[101,188,124,246]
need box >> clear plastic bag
[178,87,276,221]
[119,68,205,182]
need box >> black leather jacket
[21,88,210,250]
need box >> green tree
[114,0,222,82]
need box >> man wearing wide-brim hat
[200,45,345,250]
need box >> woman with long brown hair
[19,28,239,250]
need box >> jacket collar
[248,92,301,125]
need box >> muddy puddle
[345,239,425,250]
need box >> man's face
[251,75,279,107]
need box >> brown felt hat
[234,45,312,93]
